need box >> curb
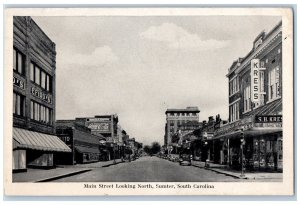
[102,161,124,168]
[192,164,247,179]
[36,169,92,182]
[205,167,247,179]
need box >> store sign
[215,116,253,136]
[255,122,282,128]
[88,118,111,122]
[87,122,110,132]
[13,76,25,89]
[202,132,214,140]
[31,86,52,104]
[255,115,282,123]
[251,59,261,102]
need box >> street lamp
[113,139,116,164]
[240,129,246,178]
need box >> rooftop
[166,106,200,114]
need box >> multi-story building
[12,17,71,172]
[214,21,282,172]
[164,107,200,147]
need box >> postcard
[4,7,294,196]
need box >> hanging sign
[251,59,261,102]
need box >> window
[229,102,239,122]
[229,77,239,96]
[41,71,46,89]
[35,66,40,85]
[30,100,52,124]
[268,66,280,101]
[30,62,52,92]
[13,92,25,116]
[13,48,25,75]
[243,85,251,112]
[30,63,34,81]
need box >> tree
[143,145,151,154]
[150,142,161,155]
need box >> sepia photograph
[4,7,294,196]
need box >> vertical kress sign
[251,59,261,102]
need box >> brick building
[214,21,283,172]
[164,107,200,148]
[12,17,71,172]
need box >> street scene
[12,14,284,183]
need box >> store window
[13,92,25,117]
[30,62,52,92]
[30,100,52,124]
[268,66,280,101]
[13,48,25,75]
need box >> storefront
[13,127,71,171]
[214,99,282,172]
[56,121,106,165]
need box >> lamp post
[113,139,116,164]
[240,129,245,178]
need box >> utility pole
[240,129,246,178]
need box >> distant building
[76,115,119,144]
[12,17,71,172]
[164,107,200,147]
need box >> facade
[13,17,71,172]
[66,115,128,160]
[214,21,283,172]
[56,120,107,164]
[77,115,119,143]
[164,107,200,147]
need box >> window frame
[13,92,25,117]
[13,48,25,76]
[268,66,281,102]
[30,100,53,125]
[30,62,53,93]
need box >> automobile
[168,155,177,162]
[179,148,192,166]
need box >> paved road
[52,156,240,182]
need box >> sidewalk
[13,167,92,182]
[13,159,124,182]
[192,160,283,180]
[59,158,124,168]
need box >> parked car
[179,148,192,166]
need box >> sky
[32,15,281,146]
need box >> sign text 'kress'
[251,59,261,102]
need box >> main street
[52,156,240,182]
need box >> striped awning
[13,127,71,152]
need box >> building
[56,120,107,164]
[71,115,124,160]
[214,21,282,172]
[164,107,200,149]
[12,17,71,172]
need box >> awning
[75,146,100,154]
[214,127,282,140]
[214,130,242,140]
[243,98,282,117]
[244,127,282,136]
[13,127,71,152]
